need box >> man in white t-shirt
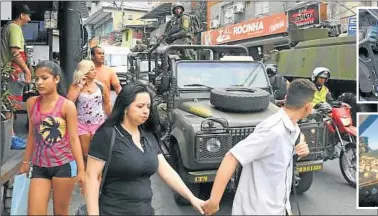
[202,79,316,215]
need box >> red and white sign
[201,13,288,45]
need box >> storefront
[287,2,328,29]
[201,12,289,59]
[1,1,89,86]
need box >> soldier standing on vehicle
[202,79,314,215]
[161,3,194,60]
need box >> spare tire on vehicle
[210,87,270,112]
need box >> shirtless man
[91,46,122,94]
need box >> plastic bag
[11,173,31,215]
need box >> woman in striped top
[18,60,85,215]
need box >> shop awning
[84,7,111,26]
[227,35,291,48]
[140,3,171,19]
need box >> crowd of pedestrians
[16,54,311,215]
[2,5,312,215]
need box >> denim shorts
[31,160,77,179]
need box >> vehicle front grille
[230,127,255,145]
[195,127,255,161]
[299,122,324,161]
[195,135,231,161]
[195,121,324,162]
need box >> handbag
[75,127,116,216]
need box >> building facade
[203,1,365,59]
[85,1,152,48]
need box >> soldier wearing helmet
[311,67,333,107]
[266,64,290,100]
[161,3,193,59]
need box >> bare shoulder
[26,96,39,109]
[62,98,76,112]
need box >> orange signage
[202,13,288,45]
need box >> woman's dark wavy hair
[35,60,67,97]
[100,82,158,132]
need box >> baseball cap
[14,4,34,16]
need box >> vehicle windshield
[176,61,269,89]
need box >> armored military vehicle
[265,28,377,120]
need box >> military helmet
[265,64,278,77]
[172,3,184,14]
[311,67,331,82]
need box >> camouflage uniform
[158,3,196,128]
[157,102,168,129]
[131,40,148,52]
[164,3,194,60]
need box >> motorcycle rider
[311,67,334,107]
[161,3,194,59]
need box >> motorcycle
[315,102,357,187]
[275,99,357,187]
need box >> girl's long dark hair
[100,82,158,133]
[35,60,67,97]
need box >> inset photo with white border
[358,7,378,103]
[357,112,378,209]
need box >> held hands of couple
[202,199,220,215]
[189,196,206,215]
[295,133,310,159]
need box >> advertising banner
[201,13,287,45]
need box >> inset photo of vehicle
[357,113,378,208]
[358,8,378,102]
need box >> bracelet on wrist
[22,160,30,164]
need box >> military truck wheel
[210,87,270,112]
[172,145,200,206]
[292,172,314,194]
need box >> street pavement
[12,92,378,215]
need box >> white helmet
[311,67,331,82]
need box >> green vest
[312,86,328,107]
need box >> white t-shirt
[229,108,300,215]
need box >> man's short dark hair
[90,45,103,56]
[285,79,316,109]
[12,4,33,20]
